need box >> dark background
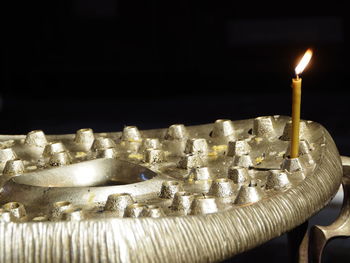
[1,1,349,261]
[1,2,349,155]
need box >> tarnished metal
[0,116,343,262]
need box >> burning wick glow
[290,49,313,159]
[295,49,313,78]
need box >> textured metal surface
[0,116,343,262]
[309,156,350,263]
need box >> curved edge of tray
[0,126,343,263]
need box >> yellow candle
[290,49,313,158]
[290,77,302,158]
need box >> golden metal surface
[309,156,350,263]
[0,116,343,262]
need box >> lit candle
[290,49,313,158]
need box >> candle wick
[296,74,299,80]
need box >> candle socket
[2,202,27,219]
[25,130,47,148]
[170,192,195,213]
[190,196,218,215]
[188,167,212,181]
[140,138,161,152]
[159,181,183,199]
[144,149,164,164]
[233,154,253,168]
[210,119,235,140]
[234,183,265,205]
[208,178,235,198]
[62,208,84,221]
[0,148,17,163]
[184,138,209,156]
[74,128,95,150]
[266,170,291,190]
[124,203,147,218]
[3,159,25,176]
[43,142,66,158]
[165,124,188,140]
[140,205,165,218]
[92,137,116,151]
[50,201,73,221]
[104,193,134,216]
[227,166,250,184]
[227,140,251,156]
[121,126,142,142]
[252,116,275,137]
[281,156,302,172]
[178,154,204,169]
[96,147,118,159]
[48,151,72,167]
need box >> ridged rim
[0,126,343,263]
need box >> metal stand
[308,156,350,263]
[288,221,309,263]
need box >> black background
[1,2,349,156]
[1,1,349,261]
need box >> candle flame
[295,49,313,76]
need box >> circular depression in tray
[12,159,157,188]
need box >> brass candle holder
[0,116,344,262]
